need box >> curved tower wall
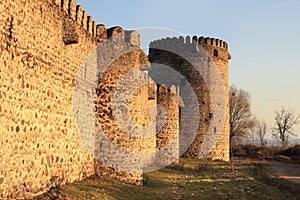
[149,36,230,161]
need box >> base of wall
[94,159,143,186]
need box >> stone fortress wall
[0,0,230,198]
[1,0,95,198]
[93,43,157,185]
[0,0,147,198]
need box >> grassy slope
[35,158,300,200]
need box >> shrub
[279,145,300,160]
[232,145,289,160]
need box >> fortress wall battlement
[54,0,98,38]
[55,0,139,45]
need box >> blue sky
[77,0,300,138]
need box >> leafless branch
[272,107,300,147]
[229,85,255,146]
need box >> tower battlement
[150,36,228,50]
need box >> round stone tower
[197,36,231,161]
[148,35,231,161]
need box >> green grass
[35,158,300,200]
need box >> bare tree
[254,119,267,146]
[229,85,255,147]
[272,107,300,147]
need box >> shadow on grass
[35,158,300,200]
[252,163,300,198]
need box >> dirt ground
[260,160,300,184]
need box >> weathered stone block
[96,24,107,42]
[62,17,79,45]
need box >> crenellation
[149,41,156,48]
[215,39,219,47]
[54,0,60,6]
[171,37,179,44]
[87,16,93,34]
[92,21,97,37]
[165,37,172,45]
[55,0,110,43]
[148,36,229,51]
[107,26,124,38]
[170,85,177,95]
[198,36,204,45]
[76,5,83,25]
[96,24,107,42]
[218,40,222,48]
[61,0,69,14]
[82,11,87,30]
[204,37,210,45]
[186,35,191,44]
[158,84,168,97]
[125,30,140,47]
[179,36,184,43]
[68,0,76,20]
[192,35,197,43]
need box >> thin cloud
[266,97,283,102]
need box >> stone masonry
[1,0,95,198]
[156,85,180,166]
[0,0,149,198]
[0,0,230,198]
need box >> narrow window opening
[213,49,218,57]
